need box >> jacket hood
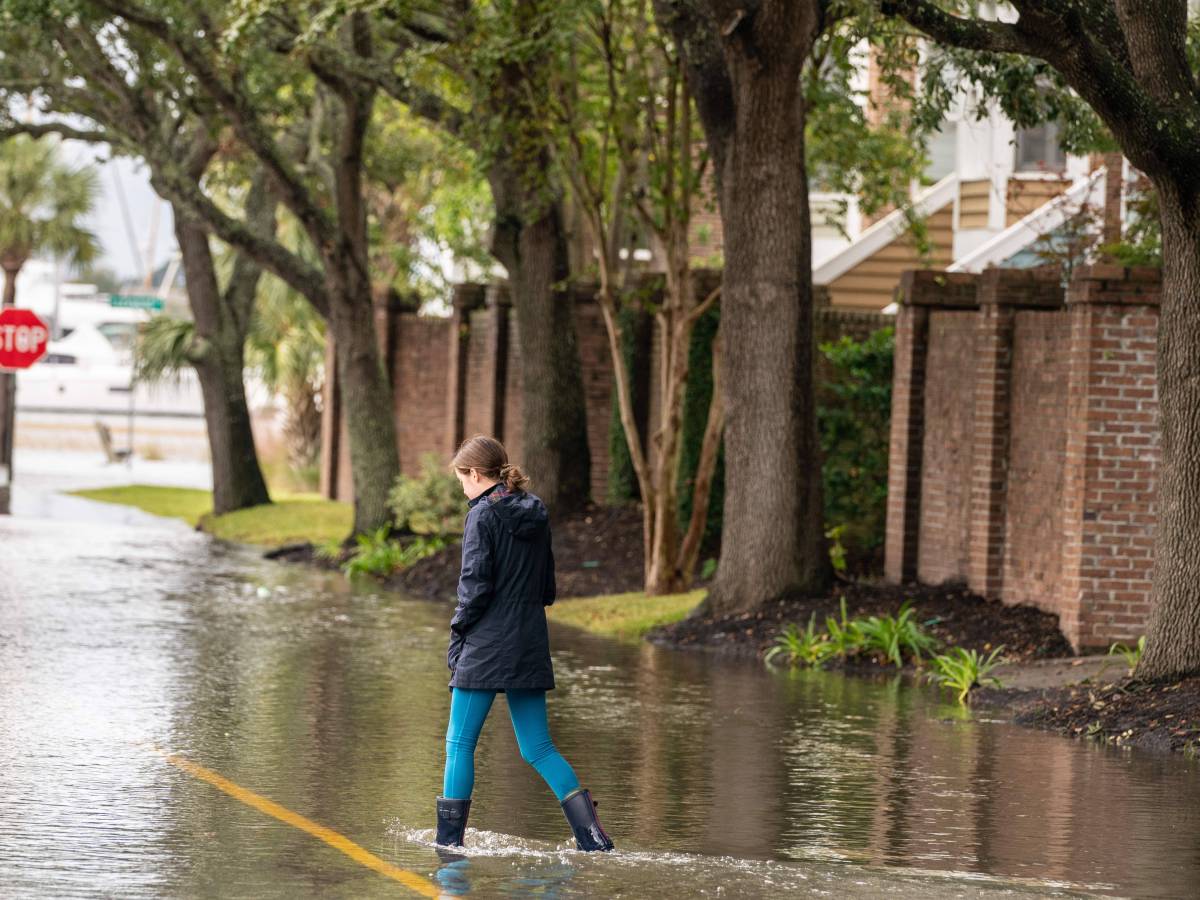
[475,486,548,539]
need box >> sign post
[0,307,52,514]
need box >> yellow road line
[149,747,440,898]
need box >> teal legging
[443,688,580,802]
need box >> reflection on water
[1,516,1197,897]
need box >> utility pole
[0,279,15,515]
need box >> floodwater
[2,515,1198,899]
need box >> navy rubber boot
[436,796,471,847]
[560,788,614,851]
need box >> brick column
[484,284,511,443]
[885,270,978,583]
[1060,265,1161,650]
[967,268,1064,596]
[445,284,485,454]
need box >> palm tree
[0,136,99,308]
[244,276,326,482]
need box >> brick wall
[918,309,978,584]
[885,264,1163,650]
[391,316,453,476]
[324,275,889,515]
[1002,309,1072,611]
[1061,267,1161,648]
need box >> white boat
[12,259,204,418]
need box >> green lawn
[69,484,352,548]
[547,589,706,642]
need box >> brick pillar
[1060,265,1161,650]
[445,284,485,454]
[484,284,511,443]
[966,268,1064,596]
[885,270,978,582]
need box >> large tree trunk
[173,213,271,515]
[324,261,400,535]
[665,0,830,616]
[506,201,592,515]
[1134,183,1200,681]
[486,6,592,515]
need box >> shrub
[817,327,894,575]
[926,646,1007,704]
[388,454,464,535]
[343,530,449,580]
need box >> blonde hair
[452,435,530,492]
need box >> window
[925,123,957,182]
[1015,121,1066,172]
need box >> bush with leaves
[343,529,449,580]
[388,454,465,535]
[817,327,894,575]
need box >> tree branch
[879,0,1033,55]
[92,0,336,248]
[0,121,111,144]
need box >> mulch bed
[265,503,647,602]
[387,502,645,600]
[983,676,1200,755]
[647,581,1074,664]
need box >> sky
[59,141,177,283]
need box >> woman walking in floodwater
[435,435,614,852]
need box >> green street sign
[110,294,164,311]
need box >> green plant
[700,557,718,580]
[343,528,408,579]
[816,328,894,575]
[926,646,1007,704]
[314,536,345,563]
[823,596,865,657]
[826,525,848,574]
[342,531,449,580]
[765,615,832,668]
[855,600,941,668]
[388,455,465,535]
[1108,635,1146,675]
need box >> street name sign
[110,294,164,311]
[0,308,50,371]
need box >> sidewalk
[7,447,211,527]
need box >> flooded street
[2,512,1198,898]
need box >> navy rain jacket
[447,483,556,691]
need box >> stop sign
[0,308,51,370]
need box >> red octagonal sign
[0,308,51,370]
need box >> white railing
[947,168,1107,273]
[812,174,958,285]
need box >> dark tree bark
[884,0,1200,680]
[654,0,831,615]
[488,163,592,515]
